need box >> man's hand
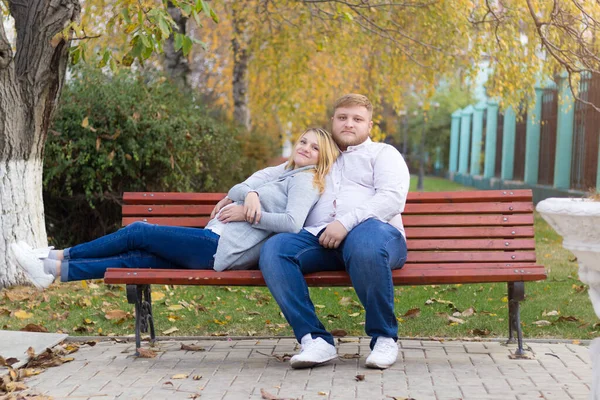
[210,197,233,219]
[319,221,348,249]
[217,205,246,223]
[244,192,262,224]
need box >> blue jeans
[259,218,407,349]
[61,222,219,282]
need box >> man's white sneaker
[365,337,398,369]
[17,241,54,259]
[290,334,337,369]
[10,243,55,290]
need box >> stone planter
[537,198,600,399]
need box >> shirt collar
[344,137,372,153]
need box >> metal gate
[495,112,504,178]
[571,72,600,191]
[538,88,558,185]
[513,110,528,181]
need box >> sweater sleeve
[252,172,320,233]
[227,163,287,202]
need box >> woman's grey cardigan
[210,164,320,271]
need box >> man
[213,94,410,369]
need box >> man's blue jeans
[61,222,219,282]
[259,218,407,349]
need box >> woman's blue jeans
[259,218,407,349]
[61,222,219,282]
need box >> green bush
[44,67,276,247]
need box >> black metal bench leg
[127,284,154,356]
[507,282,525,356]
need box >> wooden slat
[406,239,535,250]
[122,217,210,227]
[405,190,532,203]
[124,192,226,205]
[403,202,533,214]
[122,205,214,217]
[407,251,536,263]
[402,214,533,227]
[406,226,535,239]
[104,264,546,286]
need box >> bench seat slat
[124,192,227,205]
[123,205,214,216]
[407,239,535,250]
[406,190,532,203]
[407,251,536,263]
[105,264,546,286]
[402,215,533,226]
[406,227,535,238]
[402,202,533,214]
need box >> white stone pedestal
[537,198,600,400]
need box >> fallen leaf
[163,381,174,386]
[26,347,36,358]
[14,310,33,320]
[20,324,48,333]
[192,375,202,380]
[461,307,475,317]
[314,304,325,309]
[260,388,298,400]
[448,316,465,324]
[339,297,354,306]
[543,310,560,316]
[171,374,188,379]
[403,308,421,319]
[180,343,205,352]
[533,320,552,326]
[355,374,365,381]
[470,328,491,336]
[5,381,28,392]
[163,327,179,335]
[557,316,579,323]
[137,348,157,358]
[167,304,184,311]
[318,392,328,396]
[340,353,360,359]
[331,329,347,337]
[348,312,360,317]
[151,292,166,301]
[81,116,89,128]
[338,337,359,343]
[105,310,128,321]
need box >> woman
[12,128,339,289]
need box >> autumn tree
[0,0,216,287]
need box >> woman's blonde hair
[286,128,340,194]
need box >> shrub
[44,67,276,247]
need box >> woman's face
[293,131,320,168]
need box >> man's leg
[259,229,343,346]
[341,218,407,368]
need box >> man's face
[331,105,373,151]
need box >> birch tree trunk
[0,0,79,288]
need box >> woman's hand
[244,192,262,224]
[217,205,246,223]
[210,197,233,219]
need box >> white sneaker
[365,337,398,369]
[289,334,337,369]
[17,241,54,259]
[10,243,55,290]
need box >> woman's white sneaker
[365,337,398,369]
[17,241,54,259]
[10,243,55,289]
[290,334,337,369]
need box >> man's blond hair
[333,94,373,119]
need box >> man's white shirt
[237,138,410,238]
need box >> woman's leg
[60,250,183,282]
[65,222,219,269]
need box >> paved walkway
[19,337,592,400]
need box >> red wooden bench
[104,189,546,355]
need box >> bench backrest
[122,189,537,267]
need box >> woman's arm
[227,163,286,202]
[251,172,320,233]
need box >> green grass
[0,177,597,340]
